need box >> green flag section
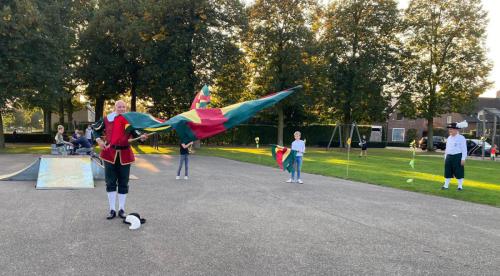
[165,86,301,143]
[119,85,300,143]
[271,145,297,173]
[190,85,210,110]
[121,113,171,133]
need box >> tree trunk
[277,104,284,146]
[43,108,52,134]
[58,98,65,125]
[427,117,434,152]
[131,76,137,112]
[95,95,105,121]
[67,97,73,127]
[0,111,5,148]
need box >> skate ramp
[0,156,137,185]
[36,156,94,189]
[0,158,41,181]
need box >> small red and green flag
[271,145,297,173]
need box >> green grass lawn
[1,143,499,207]
[194,146,500,207]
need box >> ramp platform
[0,155,138,188]
[36,156,94,189]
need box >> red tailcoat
[99,114,135,165]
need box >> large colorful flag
[190,85,210,110]
[120,85,301,143]
[164,86,300,143]
[271,145,297,173]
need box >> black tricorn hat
[447,121,468,129]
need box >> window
[447,116,452,124]
[392,128,405,142]
[396,113,404,120]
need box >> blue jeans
[177,154,189,176]
[291,156,303,180]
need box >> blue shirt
[74,136,91,148]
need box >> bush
[195,124,383,147]
[387,142,410,147]
[462,133,475,139]
[406,128,418,143]
[433,128,448,136]
[62,123,388,147]
[5,133,53,143]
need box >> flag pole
[128,132,157,143]
[346,137,351,178]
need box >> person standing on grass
[491,144,497,161]
[359,135,368,158]
[442,121,468,191]
[176,141,193,180]
[286,131,305,184]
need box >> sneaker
[286,178,293,183]
[176,176,180,180]
[184,176,188,180]
[441,186,449,190]
[457,187,463,191]
[297,179,303,184]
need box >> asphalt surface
[0,154,499,275]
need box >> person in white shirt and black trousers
[442,121,468,191]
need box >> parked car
[419,136,446,150]
[466,139,493,157]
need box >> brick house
[387,92,500,143]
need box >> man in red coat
[94,100,148,219]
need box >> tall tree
[317,0,401,140]
[123,0,247,118]
[0,0,53,146]
[246,0,314,145]
[78,0,132,120]
[399,0,491,150]
[23,0,91,133]
[78,0,247,119]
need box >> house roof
[475,97,500,110]
[468,98,500,122]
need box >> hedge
[4,124,393,147]
[4,133,53,143]
[199,124,386,147]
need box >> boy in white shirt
[287,131,305,184]
[442,121,468,191]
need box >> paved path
[0,154,499,275]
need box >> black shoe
[107,210,116,220]
[118,209,126,219]
[457,188,463,191]
[441,186,449,190]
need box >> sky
[244,0,500,98]
[481,0,500,97]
